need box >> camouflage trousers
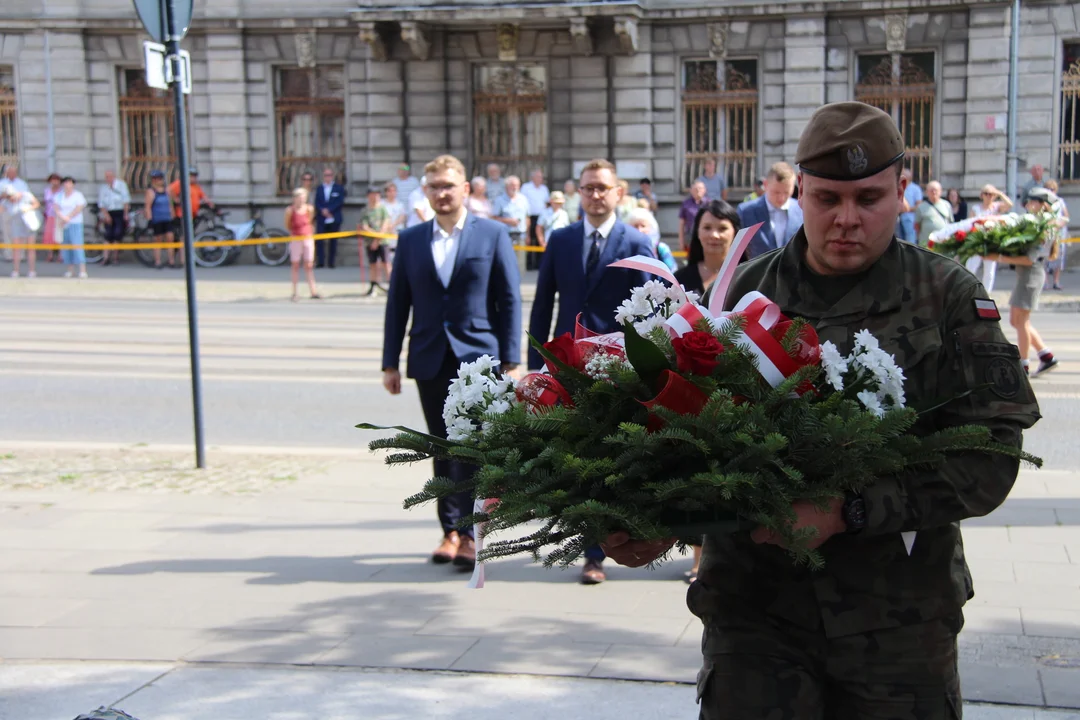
[697,608,963,720]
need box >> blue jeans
[897,214,916,243]
[61,223,85,264]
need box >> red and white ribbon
[608,223,800,389]
[466,497,498,589]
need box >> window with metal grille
[472,64,548,180]
[681,58,758,195]
[0,66,19,174]
[275,66,345,195]
[855,52,936,186]
[1058,43,1080,182]
[118,68,179,191]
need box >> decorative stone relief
[295,29,316,68]
[885,14,907,53]
[496,24,518,62]
[707,21,729,59]
[569,17,592,57]
[400,21,430,61]
[357,22,387,61]
[614,16,639,54]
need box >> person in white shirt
[0,164,30,262]
[466,177,493,219]
[537,190,570,247]
[54,176,89,279]
[521,169,550,270]
[1,184,41,278]
[407,177,433,228]
[383,181,406,231]
[965,184,1014,291]
[393,164,421,204]
[97,170,131,266]
[494,175,530,247]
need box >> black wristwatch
[841,492,867,534]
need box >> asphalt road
[2,296,1078,467]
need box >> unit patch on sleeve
[974,298,1001,321]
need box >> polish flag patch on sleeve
[974,298,1001,320]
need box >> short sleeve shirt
[359,204,391,242]
[696,173,726,200]
[680,196,705,232]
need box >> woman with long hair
[675,199,742,297]
[672,199,742,584]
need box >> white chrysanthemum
[819,341,847,391]
[489,399,511,415]
[853,329,880,352]
[634,315,664,335]
[857,390,885,418]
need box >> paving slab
[958,661,1045,706]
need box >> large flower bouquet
[360,225,1039,575]
[929,212,1055,263]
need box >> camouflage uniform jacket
[689,230,1041,638]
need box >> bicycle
[130,205,222,268]
[88,204,153,267]
[193,205,290,268]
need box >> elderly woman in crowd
[466,176,494,219]
[626,205,677,272]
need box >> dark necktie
[585,230,601,274]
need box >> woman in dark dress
[673,199,742,297]
[671,198,741,584]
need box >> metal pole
[1006,0,1021,200]
[44,30,56,174]
[163,0,206,469]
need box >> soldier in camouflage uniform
[604,102,1040,719]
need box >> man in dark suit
[314,167,346,268]
[527,157,654,585]
[738,161,803,260]
[382,154,522,572]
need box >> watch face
[844,497,867,531]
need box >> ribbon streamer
[466,497,499,589]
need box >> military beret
[795,102,906,181]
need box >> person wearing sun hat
[603,101,1040,719]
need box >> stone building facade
[3,0,1080,246]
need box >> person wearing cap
[394,163,421,203]
[145,170,177,269]
[359,185,393,295]
[536,190,570,247]
[602,101,1040,718]
[983,186,1061,378]
[965,184,1013,291]
[168,168,214,234]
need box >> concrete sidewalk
[1,260,1078,310]
[0,449,1078,714]
[4,663,1080,720]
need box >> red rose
[543,333,583,373]
[955,230,967,242]
[672,331,724,376]
[927,240,936,249]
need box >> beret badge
[846,144,869,175]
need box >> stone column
[781,17,827,164]
[962,6,1012,192]
[203,33,249,201]
[16,31,92,183]
[612,34,654,185]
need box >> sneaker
[27,271,36,278]
[1031,357,1059,377]
[64,270,73,278]
[78,271,89,279]
[9,271,18,278]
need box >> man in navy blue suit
[382,154,522,572]
[314,167,346,268]
[738,162,803,260]
[527,157,654,585]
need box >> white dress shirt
[322,183,334,203]
[582,213,617,270]
[98,180,131,212]
[766,197,791,248]
[520,182,550,216]
[432,210,467,287]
